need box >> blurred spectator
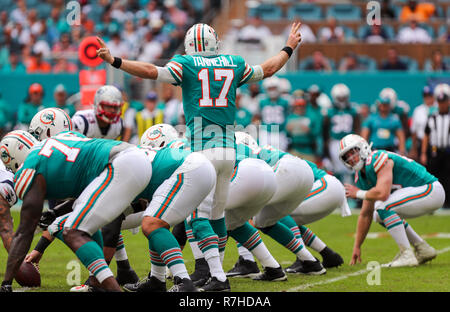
[381,0,396,19]
[240,82,264,115]
[286,98,321,162]
[121,20,140,59]
[438,24,450,43]
[164,0,188,28]
[235,90,253,129]
[361,97,406,154]
[111,1,134,24]
[410,85,437,160]
[304,51,332,72]
[11,0,28,25]
[27,9,44,36]
[123,91,164,144]
[27,51,51,73]
[137,30,163,63]
[160,84,182,126]
[10,22,31,46]
[397,18,432,44]
[1,51,26,73]
[16,83,46,129]
[237,15,272,46]
[399,0,435,23]
[338,52,366,72]
[425,50,448,72]
[283,23,316,44]
[363,24,389,44]
[46,84,76,117]
[107,32,129,59]
[52,32,77,55]
[380,48,407,71]
[52,56,78,73]
[258,77,290,150]
[146,1,164,21]
[46,7,69,45]
[318,18,344,43]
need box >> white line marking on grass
[287,246,450,292]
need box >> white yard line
[287,246,450,292]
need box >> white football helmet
[235,131,259,149]
[0,130,38,173]
[379,87,397,109]
[279,78,292,95]
[262,76,281,99]
[140,124,179,148]
[94,85,123,124]
[338,134,372,172]
[331,83,350,109]
[184,23,219,57]
[433,83,450,99]
[29,107,73,141]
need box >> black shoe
[296,259,326,275]
[226,256,260,278]
[252,266,287,281]
[199,277,231,292]
[116,268,140,286]
[320,246,344,268]
[168,277,198,292]
[190,258,210,287]
[123,275,166,292]
[284,258,304,273]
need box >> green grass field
[1,211,450,292]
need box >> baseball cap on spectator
[54,83,66,94]
[146,91,158,101]
[29,83,43,94]
[422,85,433,96]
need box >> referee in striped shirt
[421,90,449,207]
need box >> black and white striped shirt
[425,111,450,149]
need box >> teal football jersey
[136,146,190,200]
[304,159,327,181]
[14,132,122,200]
[327,107,358,140]
[355,150,437,191]
[236,143,288,167]
[259,97,290,132]
[362,113,402,149]
[165,54,255,152]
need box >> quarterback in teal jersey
[0,130,152,292]
[339,134,445,268]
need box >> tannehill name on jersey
[192,55,237,67]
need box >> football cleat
[70,284,90,292]
[320,246,344,268]
[284,258,304,274]
[226,256,260,278]
[198,277,231,292]
[116,268,140,286]
[190,258,210,287]
[123,276,166,292]
[294,259,327,275]
[388,247,419,267]
[252,266,287,282]
[413,241,437,264]
[168,277,198,292]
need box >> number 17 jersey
[14,132,122,200]
[165,54,255,151]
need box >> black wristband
[281,46,293,58]
[111,56,122,69]
[34,236,52,254]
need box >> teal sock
[280,216,301,239]
[210,218,228,260]
[75,241,112,283]
[92,230,104,248]
[264,221,304,254]
[191,218,219,254]
[299,225,317,246]
[147,228,184,268]
[229,221,263,251]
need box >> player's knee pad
[191,218,217,241]
[172,222,187,246]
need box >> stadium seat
[400,56,419,72]
[287,3,322,21]
[36,3,52,19]
[397,23,435,39]
[438,24,449,38]
[298,56,336,71]
[318,25,355,42]
[248,3,284,21]
[326,4,362,22]
[357,24,395,41]
[338,55,378,72]
[423,57,450,71]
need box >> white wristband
[356,190,367,200]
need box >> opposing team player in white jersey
[0,161,17,253]
[72,85,124,140]
[340,134,445,267]
[96,21,303,291]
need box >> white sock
[309,237,326,253]
[114,248,128,262]
[169,263,190,280]
[250,243,280,269]
[189,241,203,260]
[238,245,255,261]
[388,225,411,250]
[405,225,424,245]
[296,246,316,261]
[204,248,226,282]
[151,265,166,282]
